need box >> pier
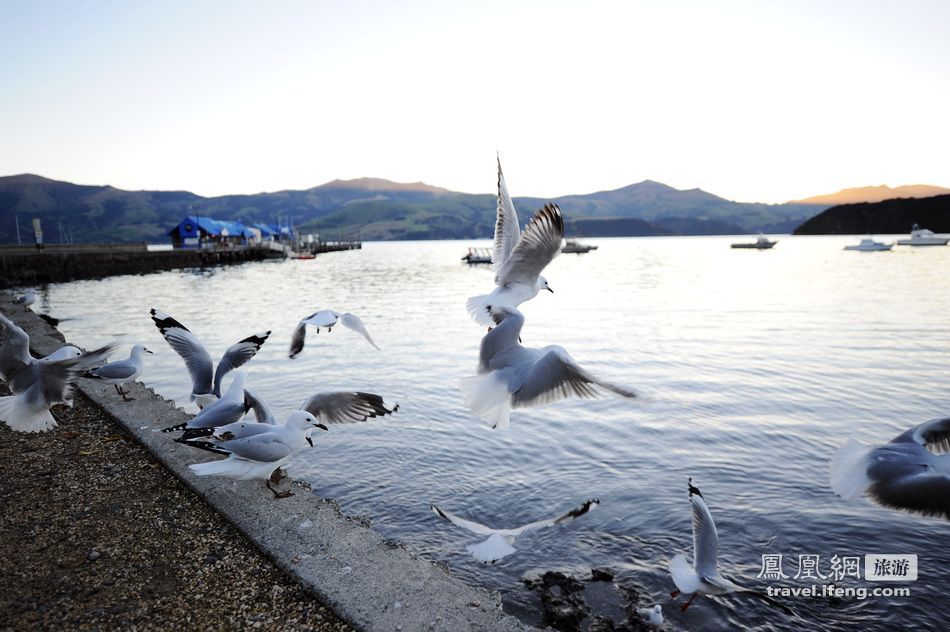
[0,243,286,288]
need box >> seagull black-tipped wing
[506,499,600,536]
[495,204,563,287]
[492,156,521,281]
[299,391,397,424]
[512,348,637,408]
[0,312,33,386]
[150,309,213,397]
[430,504,496,536]
[212,331,270,396]
[895,416,950,453]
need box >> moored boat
[844,237,893,251]
[896,224,949,246]
[561,238,598,254]
[731,235,777,249]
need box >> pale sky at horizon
[1,0,948,203]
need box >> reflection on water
[41,236,950,631]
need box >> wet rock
[88,550,101,561]
[591,568,614,582]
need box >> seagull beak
[146,349,154,354]
[545,287,554,294]
[314,423,329,431]
[306,436,314,447]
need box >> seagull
[82,344,153,401]
[0,313,114,432]
[150,308,269,408]
[465,160,562,327]
[669,479,743,612]
[460,306,637,429]
[163,371,250,440]
[185,389,397,445]
[187,410,328,498]
[288,310,379,358]
[431,499,599,563]
[15,289,37,308]
[830,416,950,519]
[636,605,664,629]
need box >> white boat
[844,237,893,252]
[561,238,598,254]
[896,224,949,246]
[731,234,777,249]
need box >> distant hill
[793,194,950,235]
[0,173,826,243]
[791,184,950,206]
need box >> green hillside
[0,174,827,243]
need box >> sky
[1,0,948,203]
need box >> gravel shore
[0,383,354,631]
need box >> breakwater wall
[0,295,530,632]
[0,244,285,288]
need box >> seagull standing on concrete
[465,159,561,327]
[187,410,328,498]
[830,416,950,519]
[82,344,153,401]
[15,289,37,309]
[150,309,269,408]
[460,306,637,429]
[288,309,379,358]
[430,499,599,563]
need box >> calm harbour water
[35,236,950,631]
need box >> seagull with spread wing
[150,309,269,408]
[465,159,562,327]
[431,499,599,563]
[0,312,114,432]
[669,479,743,612]
[830,416,950,520]
[288,309,379,358]
[460,306,637,429]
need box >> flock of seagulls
[1,155,947,627]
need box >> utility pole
[15,215,21,245]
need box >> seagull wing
[212,331,270,396]
[511,348,637,408]
[243,388,277,424]
[690,493,720,578]
[895,416,950,453]
[430,504,497,536]
[211,419,278,441]
[491,156,521,280]
[150,309,213,396]
[217,433,295,463]
[506,499,600,536]
[495,204,563,287]
[0,312,33,383]
[868,468,950,520]
[299,391,397,424]
[339,313,380,350]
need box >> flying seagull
[430,499,599,563]
[0,313,114,432]
[670,479,743,612]
[460,306,637,428]
[465,161,562,327]
[288,309,378,358]
[830,416,950,520]
[150,308,269,408]
[82,344,153,401]
[187,410,327,498]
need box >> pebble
[88,550,101,561]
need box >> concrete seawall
[1,296,532,632]
[0,245,285,288]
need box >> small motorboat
[844,237,893,251]
[561,238,598,254]
[290,252,316,260]
[896,224,949,246]
[731,235,777,249]
[462,247,492,264]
